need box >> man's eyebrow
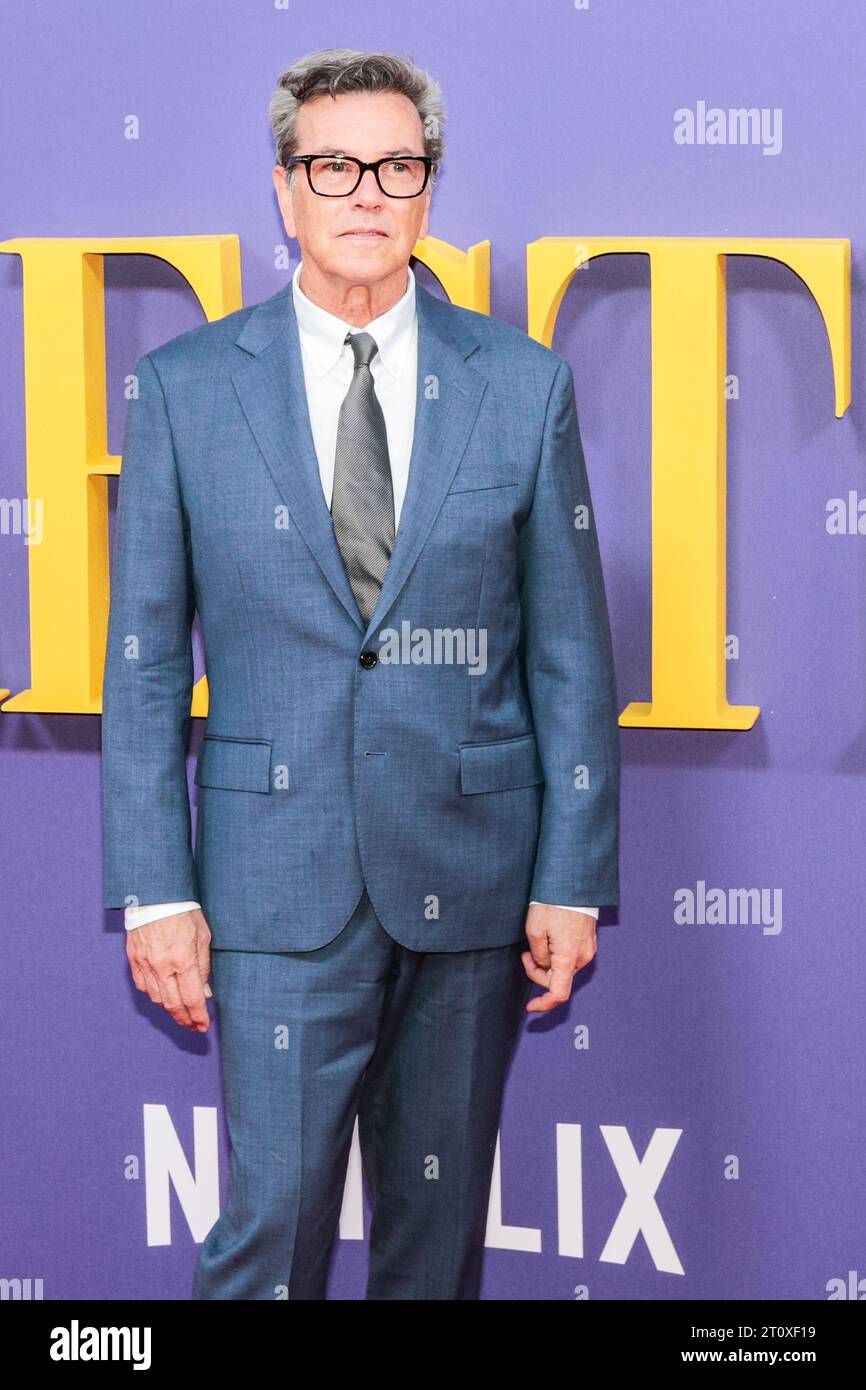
[314,146,420,157]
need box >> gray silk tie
[330,330,396,626]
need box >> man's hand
[126,908,213,1033]
[521,903,598,1013]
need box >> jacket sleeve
[101,351,200,910]
[518,356,621,907]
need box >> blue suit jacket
[101,277,620,951]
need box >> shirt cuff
[529,902,599,919]
[124,901,202,931]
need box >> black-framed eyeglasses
[284,154,433,198]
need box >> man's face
[273,90,431,293]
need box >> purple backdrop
[1,0,864,1301]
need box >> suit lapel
[232,277,488,641]
[232,284,364,631]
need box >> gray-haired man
[102,48,620,1299]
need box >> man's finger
[525,933,552,970]
[139,961,164,1005]
[521,949,552,986]
[128,959,148,993]
[155,967,195,1029]
[526,965,576,1013]
[174,960,211,1031]
[196,922,212,1002]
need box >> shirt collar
[291,260,416,379]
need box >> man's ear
[273,165,298,239]
[418,187,432,242]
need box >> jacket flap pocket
[446,460,518,494]
[194,736,272,793]
[459,733,544,795]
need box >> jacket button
[359,650,378,669]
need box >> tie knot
[346,330,379,370]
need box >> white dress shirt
[124,261,597,930]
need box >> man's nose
[353,167,383,201]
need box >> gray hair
[269,47,445,192]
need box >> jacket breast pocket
[458,732,544,794]
[194,735,273,793]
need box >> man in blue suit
[101,48,620,1300]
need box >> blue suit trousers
[191,888,532,1300]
